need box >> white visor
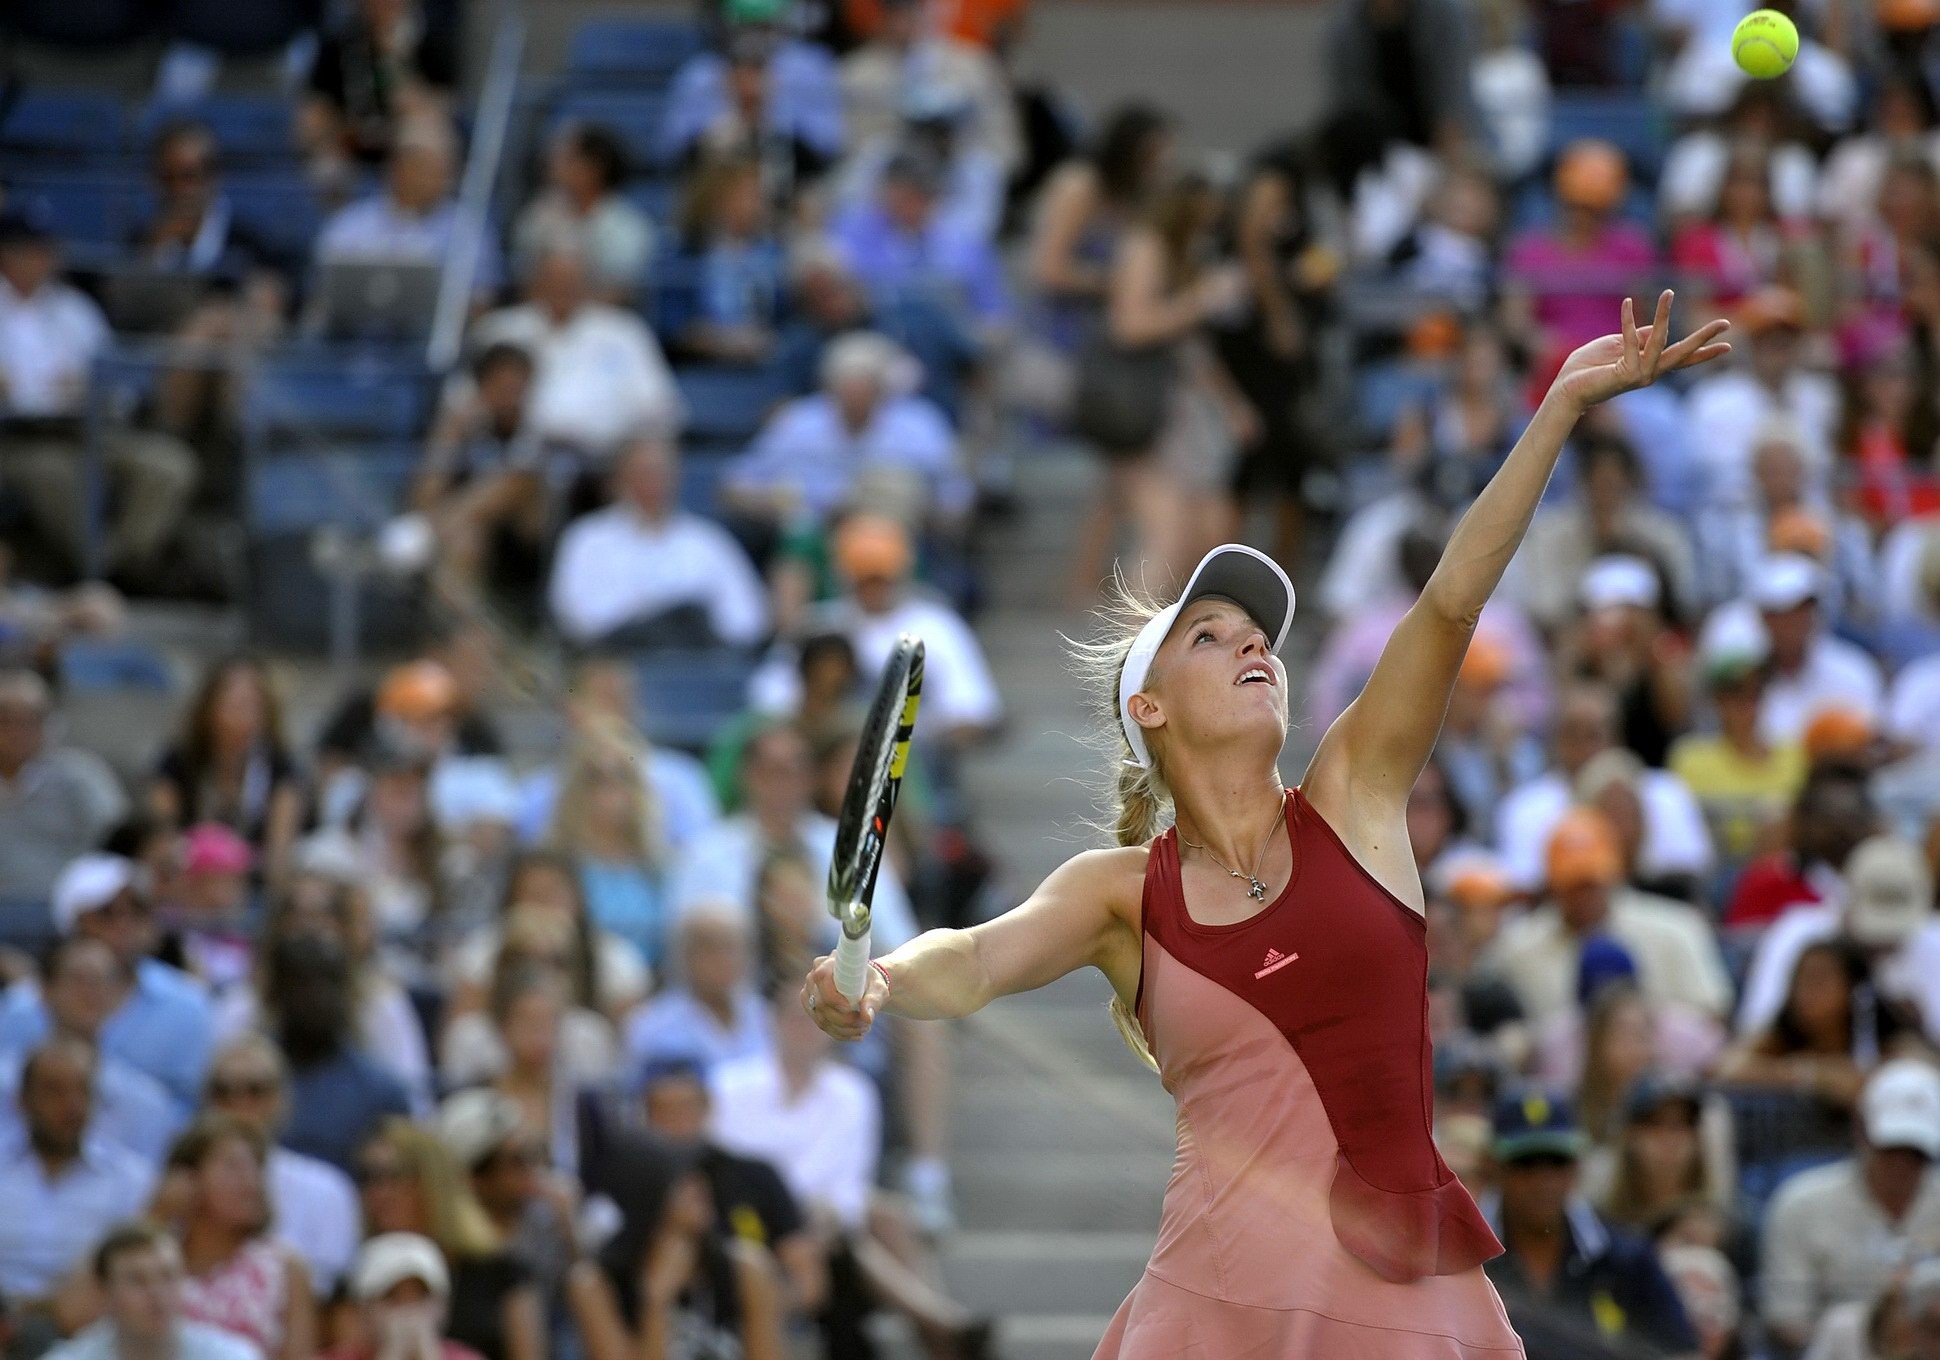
[1117,545,1296,769]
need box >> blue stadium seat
[677,454,731,519]
[58,639,175,693]
[622,177,682,237]
[0,90,127,162]
[643,252,704,338]
[634,650,757,752]
[0,170,137,247]
[0,897,56,955]
[247,443,420,534]
[548,91,670,174]
[245,365,432,442]
[141,95,298,163]
[566,18,705,85]
[676,364,785,445]
[1548,93,1667,183]
[224,172,324,265]
[1353,361,1441,443]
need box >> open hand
[1553,290,1732,413]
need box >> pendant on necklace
[1247,878,1267,901]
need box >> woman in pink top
[800,294,1730,1356]
[169,1114,317,1360]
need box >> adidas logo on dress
[1254,947,1299,979]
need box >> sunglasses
[1505,1153,1577,1172]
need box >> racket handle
[833,931,872,1003]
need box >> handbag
[1071,335,1176,456]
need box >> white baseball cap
[1117,545,1296,770]
[1843,835,1935,949]
[51,855,136,935]
[1579,555,1660,612]
[1750,553,1824,612]
[436,1088,525,1169]
[1861,1059,1940,1157]
[351,1233,450,1303]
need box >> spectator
[0,1038,156,1311]
[166,1116,315,1360]
[439,904,619,1089]
[768,515,1002,746]
[660,7,843,180]
[1325,0,1476,153]
[1703,422,1880,617]
[1669,606,1806,870]
[408,345,547,608]
[546,436,769,651]
[1560,559,1692,770]
[150,655,305,879]
[1723,763,1875,928]
[565,1131,787,1360]
[1494,683,1715,893]
[203,1035,362,1297]
[1514,433,1698,635]
[513,124,654,303]
[0,854,215,1113]
[1751,555,1886,745]
[314,120,496,285]
[637,1059,825,1319]
[623,906,770,1076]
[0,937,181,1162]
[1717,938,1928,1111]
[324,1234,486,1360]
[1761,1059,1940,1350]
[130,122,270,277]
[353,1121,544,1360]
[1659,84,1820,227]
[1686,289,1839,513]
[1502,141,1659,365]
[1594,1074,1734,1235]
[1819,73,1940,238]
[317,621,511,774]
[477,963,603,1171]
[827,148,1011,330]
[0,670,128,902]
[542,722,675,966]
[1668,142,1802,310]
[303,0,459,175]
[1481,1086,1699,1357]
[448,850,651,1025]
[839,0,1020,183]
[516,657,720,857]
[667,155,788,365]
[167,824,254,995]
[467,248,683,466]
[435,1091,574,1307]
[45,1222,260,1360]
[1483,809,1733,1024]
[725,332,971,529]
[1737,834,1940,1045]
[1657,1243,1746,1360]
[268,935,411,1173]
[0,209,199,581]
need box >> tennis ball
[1732,9,1799,78]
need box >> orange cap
[1878,0,1940,33]
[834,513,913,582]
[377,660,458,721]
[1546,808,1623,891]
[1803,704,1873,762]
[1447,864,1515,912]
[1406,312,1463,360]
[1737,287,1806,336]
[1459,637,1511,691]
[1768,508,1830,560]
[1554,140,1628,213]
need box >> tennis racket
[828,634,925,1001]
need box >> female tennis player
[801,293,1729,1356]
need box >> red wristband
[870,959,893,997]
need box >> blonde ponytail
[1067,568,1173,1074]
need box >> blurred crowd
[10,0,1940,1355]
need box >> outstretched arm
[1307,292,1730,808]
[801,847,1142,1038]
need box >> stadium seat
[676,364,786,445]
[1548,93,1667,183]
[0,89,127,162]
[565,18,705,86]
[247,443,421,534]
[633,650,758,753]
[0,169,136,247]
[1352,360,1441,444]
[224,171,325,266]
[245,364,433,443]
[58,639,175,693]
[140,94,298,163]
[0,898,56,955]
[547,91,670,174]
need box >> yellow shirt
[1666,736,1806,861]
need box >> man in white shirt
[314,118,500,290]
[467,247,682,463]
[0,1038,156,1307]
[758,514,1000,746]
[1737,834,1940,1044]
[1484,809,1733,1024]
[1683,292,1840,514]
[1751,553,1884,744]
[45,1222,261,1360]
[0,212,197,578]
[1495,682,1714,892]
[202,1034,361,1295]
[548,436,769,648]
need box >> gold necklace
[1179,800,1287,902]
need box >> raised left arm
[1307,292,1730,809]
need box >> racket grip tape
[833,931,872,1003]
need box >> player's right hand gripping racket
[828,634,925,1002]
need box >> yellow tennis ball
[1732,9,1799,78]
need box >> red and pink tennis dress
[1093,787,1526,1358]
